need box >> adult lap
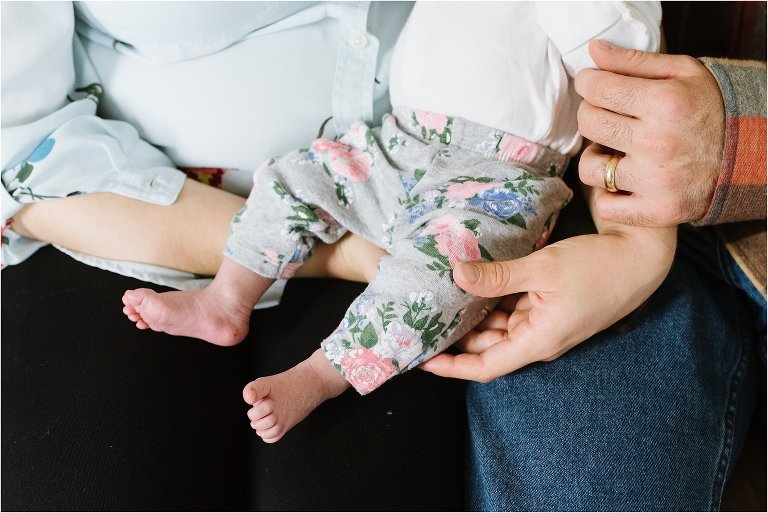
[466,228,759,511]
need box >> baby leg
[320,215,503,395]
[242,211,506,442]
[122,146,355,344]
[320,154,574,393]
[242,128,574,438]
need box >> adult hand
[420,225,676,382]
[575,40,725,226]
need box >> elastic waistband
[392,107,568,177]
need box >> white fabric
[75,1,413,170]
[1,2,75,127]
[389,1,661,156]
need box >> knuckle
[648,134,679,162]
[588,74,608,106]
[677,54,703,74]
[615,165,636,191]
[625,48,652,69]
[604,80,641,112]
[576,100,591,130]
[657,84,695,119]
[595,112,633,146]
[577,155,597,184]
[486,261,512,293]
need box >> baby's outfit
[226,110,571,393]
[225,2,661,394]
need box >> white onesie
[390,1,662,156]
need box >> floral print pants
[225,108,573,394]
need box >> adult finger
[453,256,542,298]
[505,309,528,334]
[592,187,674,226]
[577,100,641,154]
[588,40,684,79]
[578,143,642,193]
[496,294,521,314]
[474,310,510,331]
[575,68,654,118]
[455,329,510,354]
[420,337,537,382]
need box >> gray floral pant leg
[225,110,573,394]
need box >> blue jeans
[467,227,765,511]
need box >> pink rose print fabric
[411,110,453,144]
[340,347,396,394]
[311,139,373,183]
[226,108,571,395]
[446,181,499,200]
[420,214,482,268]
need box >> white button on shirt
[351,34,369,48]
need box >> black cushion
[2,246,467,511]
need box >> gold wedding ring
[604,155,620,193]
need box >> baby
[122,2,660,442]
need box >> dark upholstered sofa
[2,2,765,510]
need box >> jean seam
[708,306,749,511]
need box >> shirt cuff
[693,58,767,226]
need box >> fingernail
[456,262,481,283]
[595,39,614,52]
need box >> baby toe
[247,399,274,421]
[122,289,147,307]
[251,413,278,432]
[257,424,284,442]
[243,379,273,405]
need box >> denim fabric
[466,227,763,511]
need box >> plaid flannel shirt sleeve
[692,58,766,226]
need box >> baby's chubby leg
[243,349,349,443]
[122,257,274,346]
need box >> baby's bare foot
[122,257,274,346]
[243,349,349,442]
[122,287,252,346]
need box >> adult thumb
[453,258,536,298]
[589,39,680,79]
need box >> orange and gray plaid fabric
[696,57,766,296]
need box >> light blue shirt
[75,1,414,169]
[1,1,413,297]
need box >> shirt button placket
[350,34,368,49]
